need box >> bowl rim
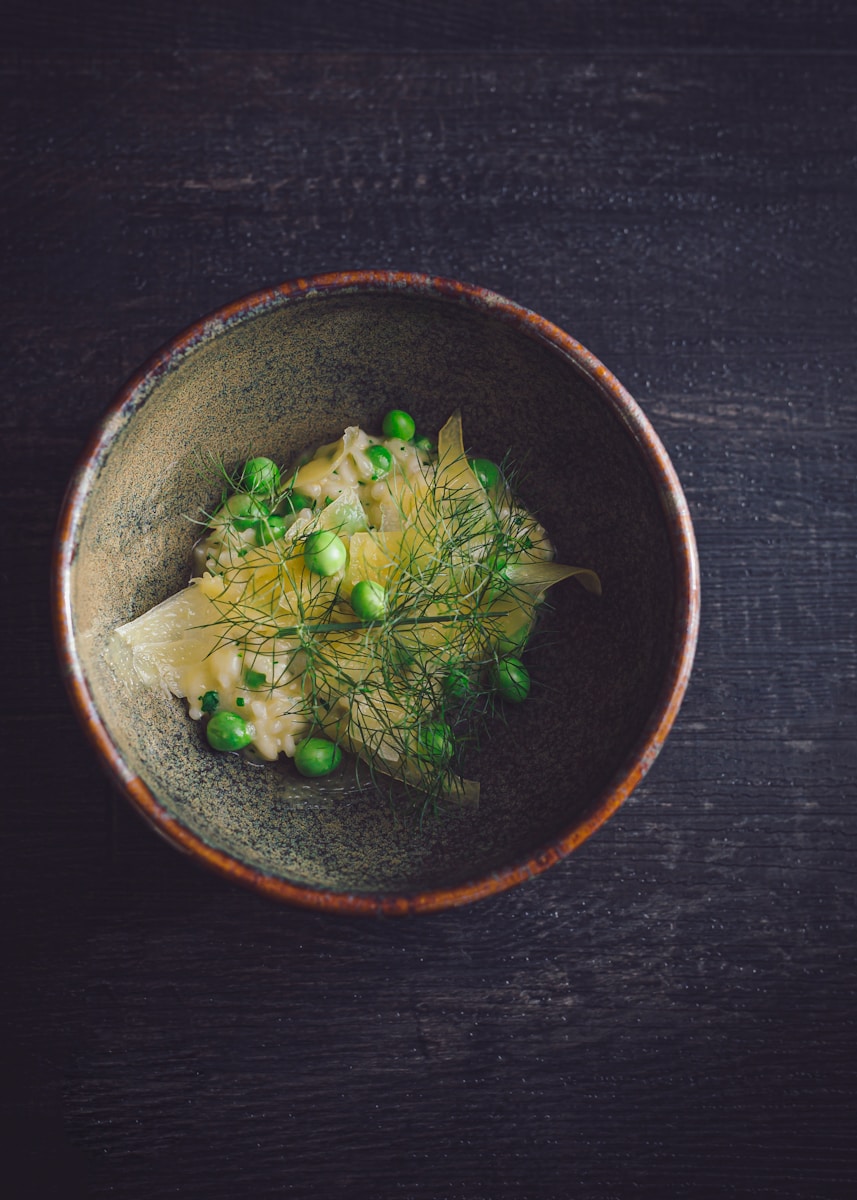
[52,268,700,916]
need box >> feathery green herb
[118,413,602,822]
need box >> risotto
[111,411,599,809]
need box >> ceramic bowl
[53,270,699,915]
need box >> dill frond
[162,413,599,820]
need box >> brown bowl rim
[52,269,700,916]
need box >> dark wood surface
[3,4,856,1197]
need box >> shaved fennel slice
[110,583,223,694]
[337,722,480,808]
[320,690,481,808]
[436,411,492,508]
[505,562,602,603]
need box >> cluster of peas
[203,409,532,779]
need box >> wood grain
[5,0,857,53]
[2,12,856,1199]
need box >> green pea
[279,491,313,514]
[414,435,435,455]
[382,409,416,440]
[232,495,270,531]
[350,579,387,621]
[294,736,343,777]
[417,721,453,764]
[443,668,471,702]
[496,622,532,656]
[490,656,531,704]
[211,492,266,530]
[303,529,347,576]
[254,513,286,546]
[206,710,253,751]
[469,457,500,490]
[366,444,393,479]
[242,457,281,495]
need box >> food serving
[111,409,600,813]
[55,270,699,912]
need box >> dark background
[3,3,856,1197]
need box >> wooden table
[3,5,855,1196]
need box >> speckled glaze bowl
[54,270,699,915]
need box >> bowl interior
[69,289,675,898]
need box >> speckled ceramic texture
[54,271,699,914]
